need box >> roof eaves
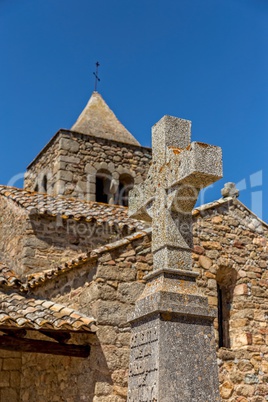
[0,292,97,333]
[0,264,24,292]
[0,185,146,232]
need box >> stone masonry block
[10,371,21,388]
[85,164,97,175]
[56,170,73,182]
[117,282,144,304]
[231,333,251,348]
[58,155,80,164]
[59,138,79,153]
[3,358,21,371]
[76,181,88,193]
[94,300,133,326]
[87,182,96,193]
[0,371,10,387]
[1,388,18,402]
[96,265,136,282]
[234,283,248,296]
[53,161,66,174]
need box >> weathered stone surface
[1,388,19,402]
[1,191,268,401]
[0,371,10,387]
[234,283,248,296]
[94,300,133,326]
[59,138,80,153]
[220,380,234,399]
[199,255,212,269]
[117,282,144,304]
[0,350,21,401]
[127,116,222,401]
[2,358,21,371]
[25,128,152,201]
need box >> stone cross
[129,115,222,271]
[127,115,223,402]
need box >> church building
[0,91,267,401]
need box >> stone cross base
[127,270,221,402]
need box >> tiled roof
[26,253,91,290]
[25,229,151,290]
[192,196,233,216]
[20,196,267,291]
[0,263,22,290]
[193,196,268,230]
[0,185,146,231]
[0,292,96,333]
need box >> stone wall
[0,349,21,402]
[24,130,152,202]
[0,197,28,276]
[27,200,268,401]
[22,212,130,274]
[19,332,95,402]
[24,232,153,402]
[24,133,61,195]
[193,199,268,401]
[2,199,268,401]
[0,196,134,275]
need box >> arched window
[115,174,134,206]
[96,170,112,204]
[216,267,237,348]
[42,175,48,192]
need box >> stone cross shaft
[129,115,222,271]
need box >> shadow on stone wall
[19,332,112,402]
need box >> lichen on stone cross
[129,115,223,271]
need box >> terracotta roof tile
[0,263,22,290]
[0,185,147,232]
[193,197,268,229]
[0,292,96,333]
[192,196,233,215]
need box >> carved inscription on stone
[127,323,159,402]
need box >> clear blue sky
[0,0,267,220]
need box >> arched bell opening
[115,174,134,207]
[95,170,112,204]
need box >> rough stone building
[24,92,151,203]
[0,92,267,401]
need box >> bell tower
[24,92,152,205]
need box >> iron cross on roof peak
[93,61,100,92]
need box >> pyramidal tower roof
[71,92,140,146]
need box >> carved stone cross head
[129,115,223,272]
